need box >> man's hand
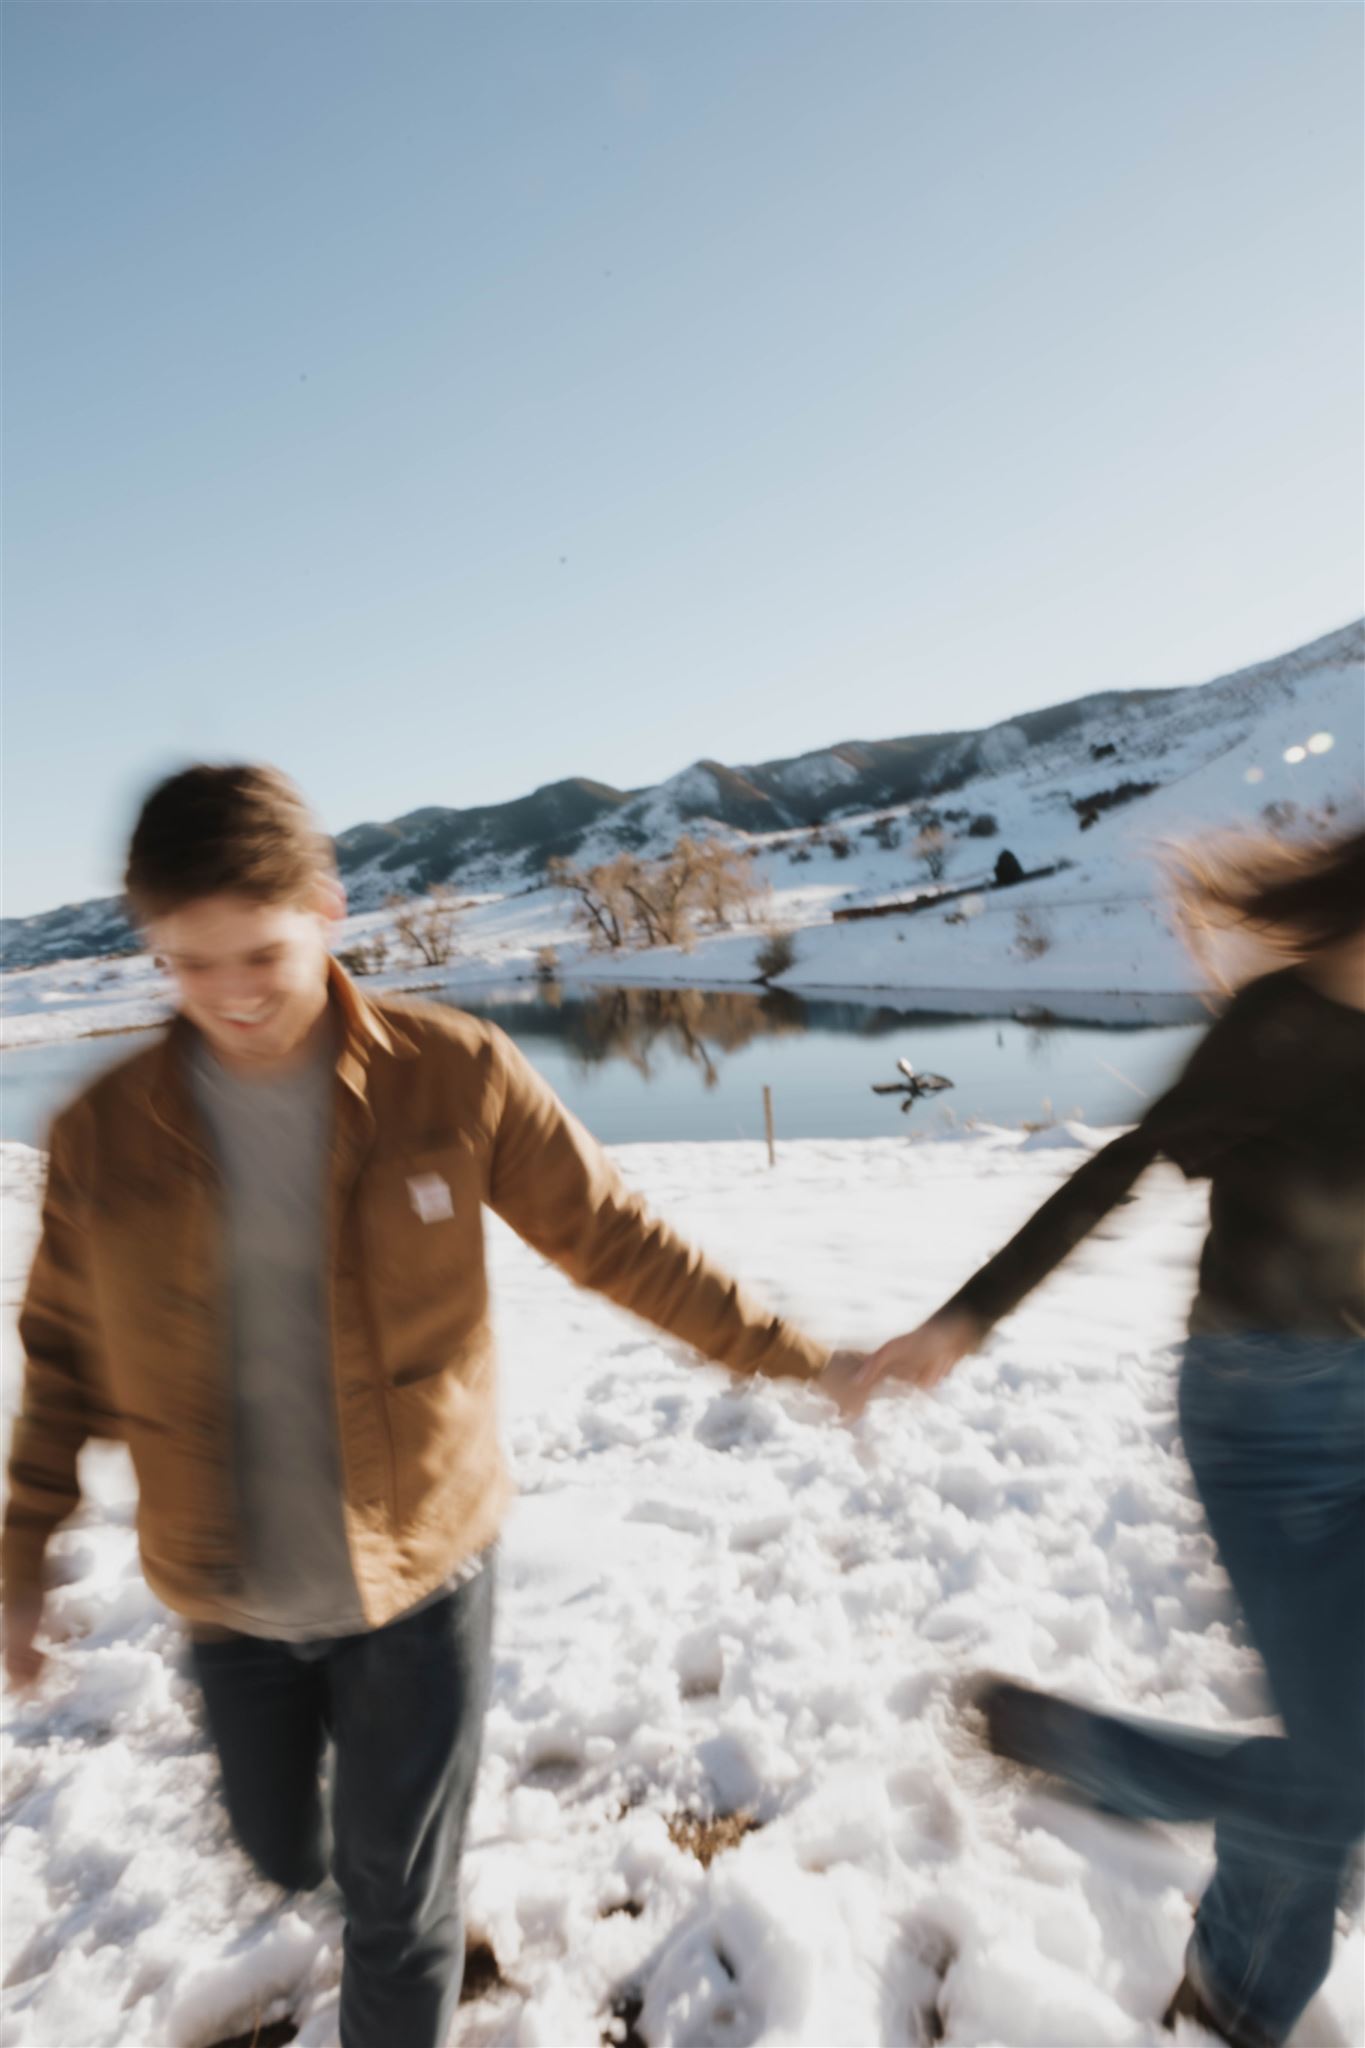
[3,1594,48,1691]
[816,1348,875,1420]
[856,1309,986,1399]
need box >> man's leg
[192,1633,331,1892]
[328,1558,495,2048]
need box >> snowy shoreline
[2,1131,1360,2047]
[0,975,1209,1054]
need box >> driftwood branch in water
[871,1058,954,1115]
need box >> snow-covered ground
[2,621,1360,1049]
[3,1131,1361,2048]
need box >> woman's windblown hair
[1163,822,1365,990]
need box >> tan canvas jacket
[2,965,829,1629]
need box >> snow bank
[3,1134,1360,2046]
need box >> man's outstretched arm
[3,1105,102,1686]
[484,1026,831,1383]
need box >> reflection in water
[1024,1014,1061,1062]
[469,985,930,1087]
[491,985,808,1087]
[441,984,1206,1143]
[1,982,1209,1150]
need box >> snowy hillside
[1,621,1360,1042]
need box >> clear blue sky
[4,2,1362,919]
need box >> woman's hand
[856,1309,987,1398]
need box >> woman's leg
[977,1680,1299,1831]
[1175,1338,1365,2047]
[979,1338,1363,2046]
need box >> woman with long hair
[859,824,1365,2048]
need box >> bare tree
[546,856,629,951]
[619,840,704,950]
[549,838,765,953]
[387,886,462,967]
[913,825,950,884]
[690,840,765,932]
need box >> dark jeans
[192,1558,495,2048]
[1001,1335,1365,2047]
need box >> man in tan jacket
[2,765,857,2048]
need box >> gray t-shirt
[190,1029,368,1638]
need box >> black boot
[1161,1972,1235,2043]
[970,1673,1146,1823]
[970,1675,1085,1774]
[1161,1968,1282,2048]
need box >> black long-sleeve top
[946,969,1365,1342]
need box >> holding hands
[817,1309,987,1420]
[859,1308,986,1397]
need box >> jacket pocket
[359,1141,483,1281]
[390,1357,449,1389]
[357,1140,490,1383]
[385,1357,495,1527]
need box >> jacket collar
[146,957,418,1150]
[327,957,419,1086]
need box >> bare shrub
[1013,909,1052,960]
[862,815,902,851]
[754,928,798,981]
[346,929,391,976]
[666,1811,762,1868]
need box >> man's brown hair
[124,764,333,920]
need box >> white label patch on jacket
[407,1172,454,1224]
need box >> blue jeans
[192,1558,495,2048]
[1002,1335,1364,2047]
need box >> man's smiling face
[149,884,342,1073]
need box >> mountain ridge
[3,619,1360,970]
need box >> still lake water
[1,985,1207,1149]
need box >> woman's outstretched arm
[856,987,1268,1401]
[857,1124,1160,1396]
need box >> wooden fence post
[763,1085,775,1168]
